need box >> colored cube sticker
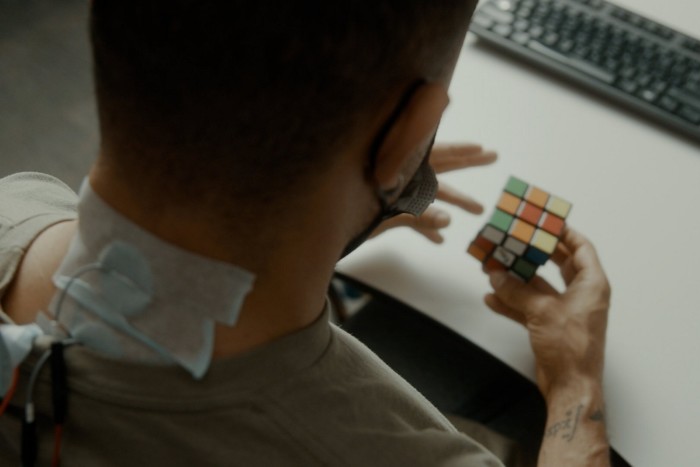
[467,176,572,282]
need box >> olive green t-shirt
[0,173,503,466]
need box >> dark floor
[0,0,96,190]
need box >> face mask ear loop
[340,79,428,259]
[366,80,427,188]
[374,174,405,217]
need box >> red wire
[52,424,63,467]
[0,368,19,417]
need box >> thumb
[488,271,556,317]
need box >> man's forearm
[537,381,610,467]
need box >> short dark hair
[90,1,476,209]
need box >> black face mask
[340,82,439,259]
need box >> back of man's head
[90,1,476,214]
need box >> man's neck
[85,166,342,359]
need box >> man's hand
[373,144,497,243]
[485,228,612,466]
[484,228,610,397]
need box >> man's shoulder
[0,172,78,242]
[0,172,78,317]
[257,324,504,466]
[0,172,78,219]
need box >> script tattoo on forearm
[545,406,606,442]
[545,404,583,442]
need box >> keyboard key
[677,105,700,125]
[639,89,657,102]
[512,32,531,45]
[667,87,700,109]
[558,39,575,53]
[543,32,559,46]
[529,25,544,38]
[481,5,516,24]
[637,74,652,87]
[658,96,679,112]
[514,19,530,31]
[517,7,533,18]
[572,45,590,59]
[685,81,700,96]
[682,38,700,55]
[620,67,637,79]
[655,27,675,41]
[610,8,628,21]
[618,80,638,94]
[472,13,495,30]
[494,0,517,11]
[603,58,619,72]
[493,24,514,36]
[650,81,668,94]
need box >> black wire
[21,348,51,467]
[50,342,68,425]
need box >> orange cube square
[526,186,549,208]
[510,219,535,243]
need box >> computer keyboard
[469,0,700,142]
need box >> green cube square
[489,209,513,232]
[512,258,537,281]
[504,176,528,198]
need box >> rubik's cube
[467,176,572,282]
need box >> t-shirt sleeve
[0,172,78,297]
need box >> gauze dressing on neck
[43,179,256,379]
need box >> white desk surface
[337,2,700,466]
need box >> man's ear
[373,83,449,190]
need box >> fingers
[430,144,498,174]
[550,241,572,266]
[436,182,484,214]
[413,226,445,244]
[550,241,577,286]
[406,207,451,243]
[373,208,451,243]
[557,227,609,288]
[562,228,605,272]
[488,271,558,318]
[415,207,451,229]
[484,293,527,326]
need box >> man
[0,1,611,465]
